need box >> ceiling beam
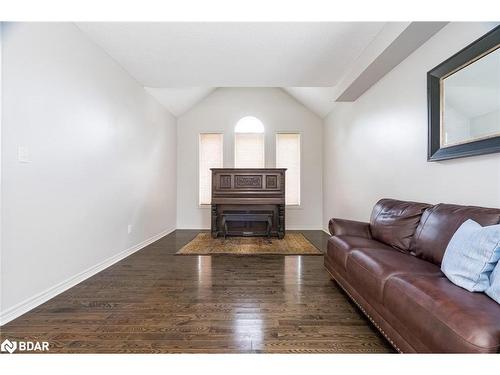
[335,22,448,102]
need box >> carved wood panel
[266,175,278,189]
[234,175,262,189]
[220,175,232,188]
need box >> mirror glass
[441,46,500,147]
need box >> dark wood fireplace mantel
[210,168,286,239]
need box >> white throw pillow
[441,219,500,292]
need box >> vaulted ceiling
[77,22,386,86]
[76,22,447,118]
[143,86,337,118]
[143,87,216,117]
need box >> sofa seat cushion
[326,235,394,272]
[346,248,442,304]
[384,274,500,353]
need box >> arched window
[235,116,265,134]
[234,116,265,168]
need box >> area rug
[176,233,322,255]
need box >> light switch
[17,146,31,163]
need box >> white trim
[0,24,3,323]
[323,228,330,235]
[0,227,176,326]
[286,226,323,231]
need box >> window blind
[199,133,223,205]
[234,133,265,168]
[276,133,300,205]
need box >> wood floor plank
[0,230,394,353]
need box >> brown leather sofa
[324,198,500,353]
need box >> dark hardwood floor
[0,230,394,353]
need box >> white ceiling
[77,22,385,87]
[145,86,338,118]
[144,87,216,117]
[75,22,445,118]
[282,87,338,118]
[75,22,388,118]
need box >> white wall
[1,23,177,322]
[323,22,500,229]
[177,88,323,230]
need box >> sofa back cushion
[370,198,432,252]
[412,204,500,265]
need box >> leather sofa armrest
[328,218,372,238]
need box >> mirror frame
[427,26,500,161]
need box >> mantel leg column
[211,204,218,238]
[278,204,285,239]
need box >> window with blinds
[276,133,301,206]
[234,116,265,168]
[234,133,265,168]
[199,133,223,205]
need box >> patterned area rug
[177,233,322,255]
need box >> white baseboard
[0,227,176,326]
[176,226,209,230]
[285,227,323,231]
[322,228,330,235]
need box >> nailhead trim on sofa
[326,270,403,353]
